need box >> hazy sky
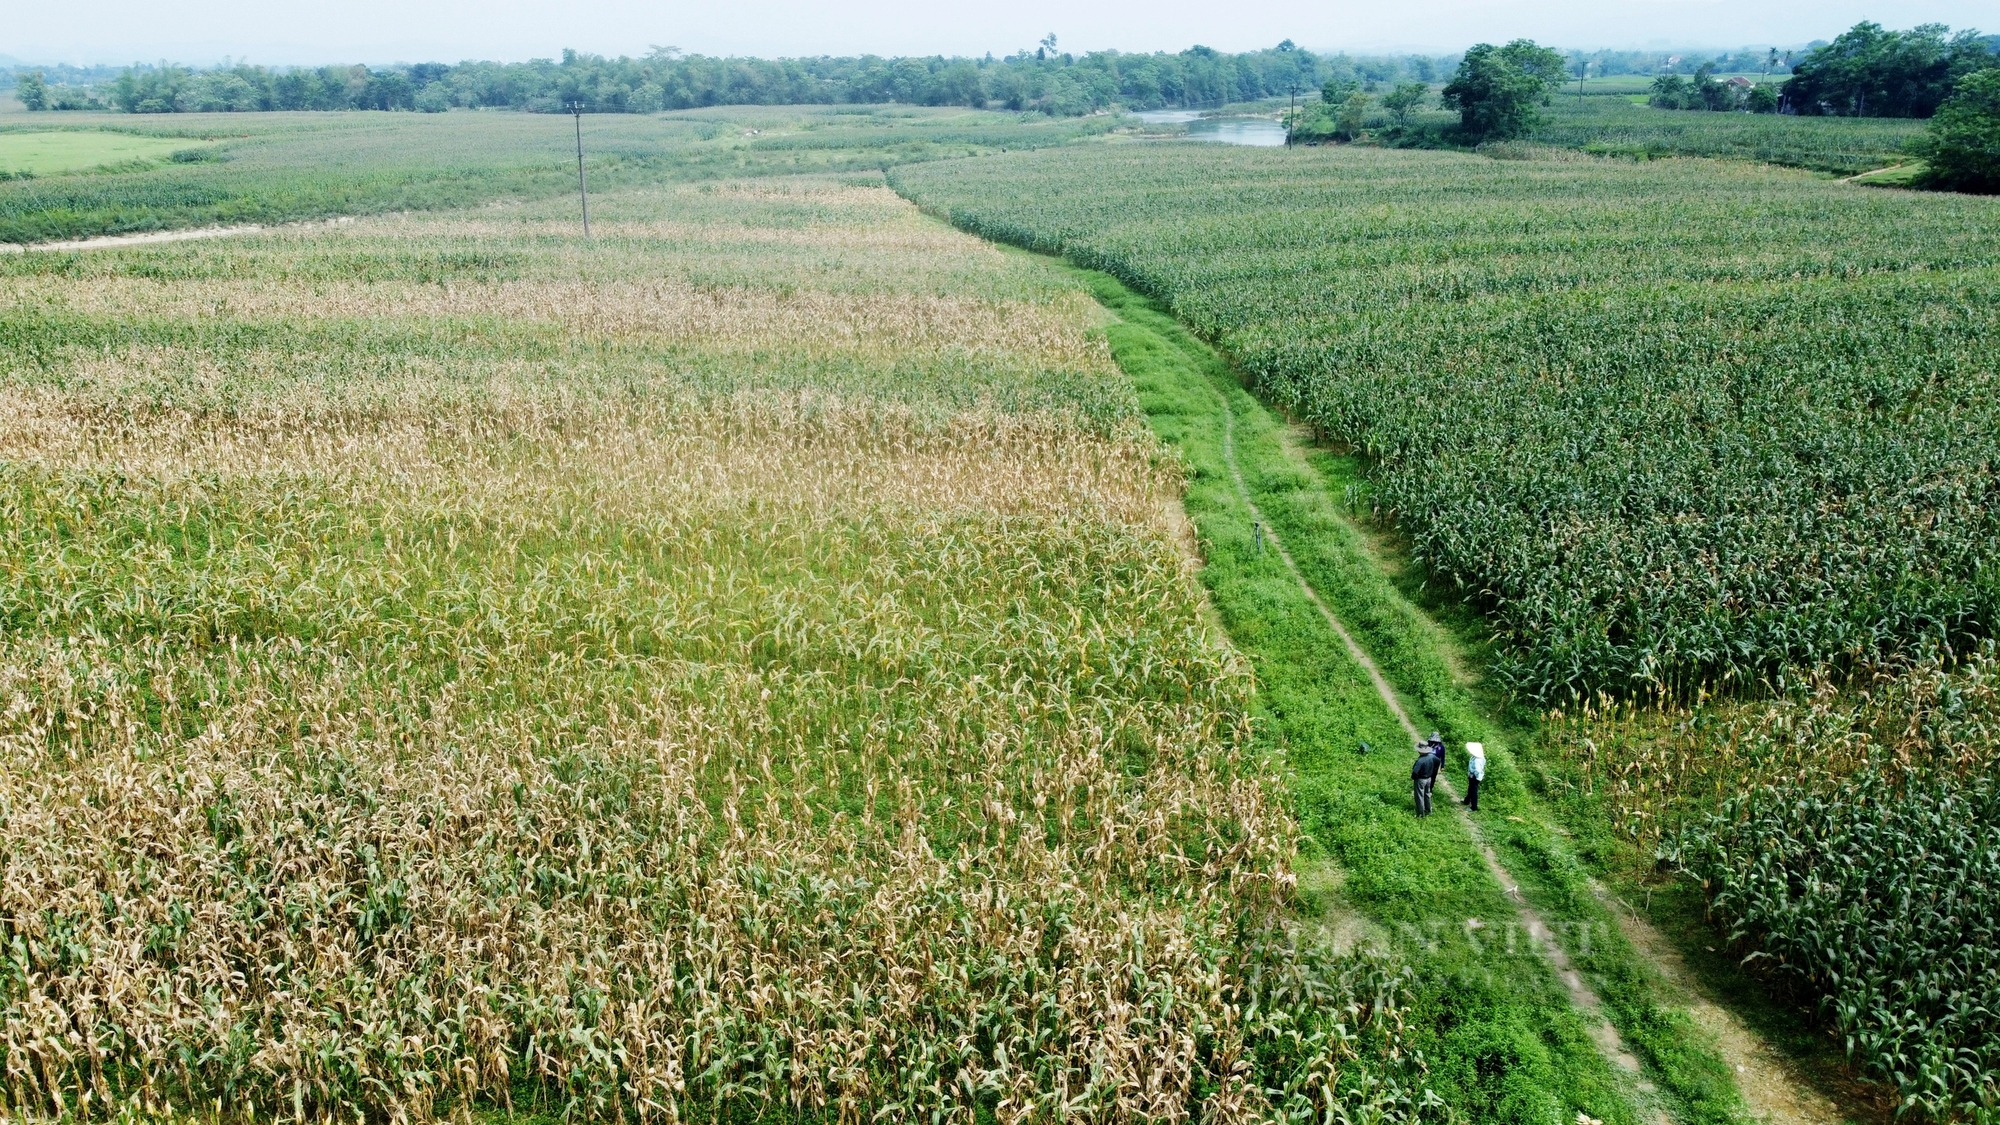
[6,0,1993,66]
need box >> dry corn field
[0,179,1431,1123]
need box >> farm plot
[1550,647,2000,1120]
[0,107,1114,245]
[891,145,2000,704]
[893,142,2000,1119]
[0,179,1429,1122]
[1527,96,1923,174]
[0,130,190,176]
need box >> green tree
[16,71,49,111]
[1914,68,2000,192]
[414,84,452,112]
[112,66,191,113]
[1745,82,1781,113]
[1380,81,1428,125]
[1785,21,1996,117]
[1320,75,1358,105]
[1648,73,1692,110]
[1498,38,1569,89]
[1336,90,1369,139]
[1441,40,1565,140]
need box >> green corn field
[891,144,2000,705]
[1547,647,2000,1120]
[1528,96,1925,174]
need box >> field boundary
[1256,408,1843,1125]
[1202,296,1657,1101]
[1053,261,1814,1125]
[1064,265,1653,1124]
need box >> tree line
[10,42,1458,116]
[1300,31,1996,193]
[1646,22,1997,116]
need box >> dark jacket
[1412,752,1440,781]
[1428,737,1447,771]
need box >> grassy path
[1075,268,1772,1125]
[1201,291,1651,1091]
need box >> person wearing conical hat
[1462,742,1486,811]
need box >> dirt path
[1605,896,1848,1125]
[1214,375,1850,1125]
[0,217,353,255]
[1208,376,1657,1106]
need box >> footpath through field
[1062,268,1844,1125]
[0,217,352,254]
[1210,340,1652,1087]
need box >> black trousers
[1463,776,1481,810]
[1414,776,1434,816]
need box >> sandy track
[0,217,353,254]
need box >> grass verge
[1082,268,1756,1125]
[1083,269,1648,1125]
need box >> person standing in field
[1462,742,1486,811]
[1428,732,1447,775]
[1412,742,1440,816]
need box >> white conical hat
[1465,742,1485,758]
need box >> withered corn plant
[0,180,1438,1123]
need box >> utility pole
[1576,57,1588,104]
[1287,83,1298,146]
[568,100,590,238]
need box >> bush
[1914,69,2000,193]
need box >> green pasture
[0,129,188,175]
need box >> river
[1129,110,1288,147]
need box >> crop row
[0,107,1110,244]
[892,144,2000,701]
[1529,97,1924,174]
[1551,644,2000,1119]
[1677,765,1998,1119]
[0,179,1438,1121]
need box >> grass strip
[1083,267,1760,1125]
[1082,268,1650,1125]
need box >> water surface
[1130,110,1287,147]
